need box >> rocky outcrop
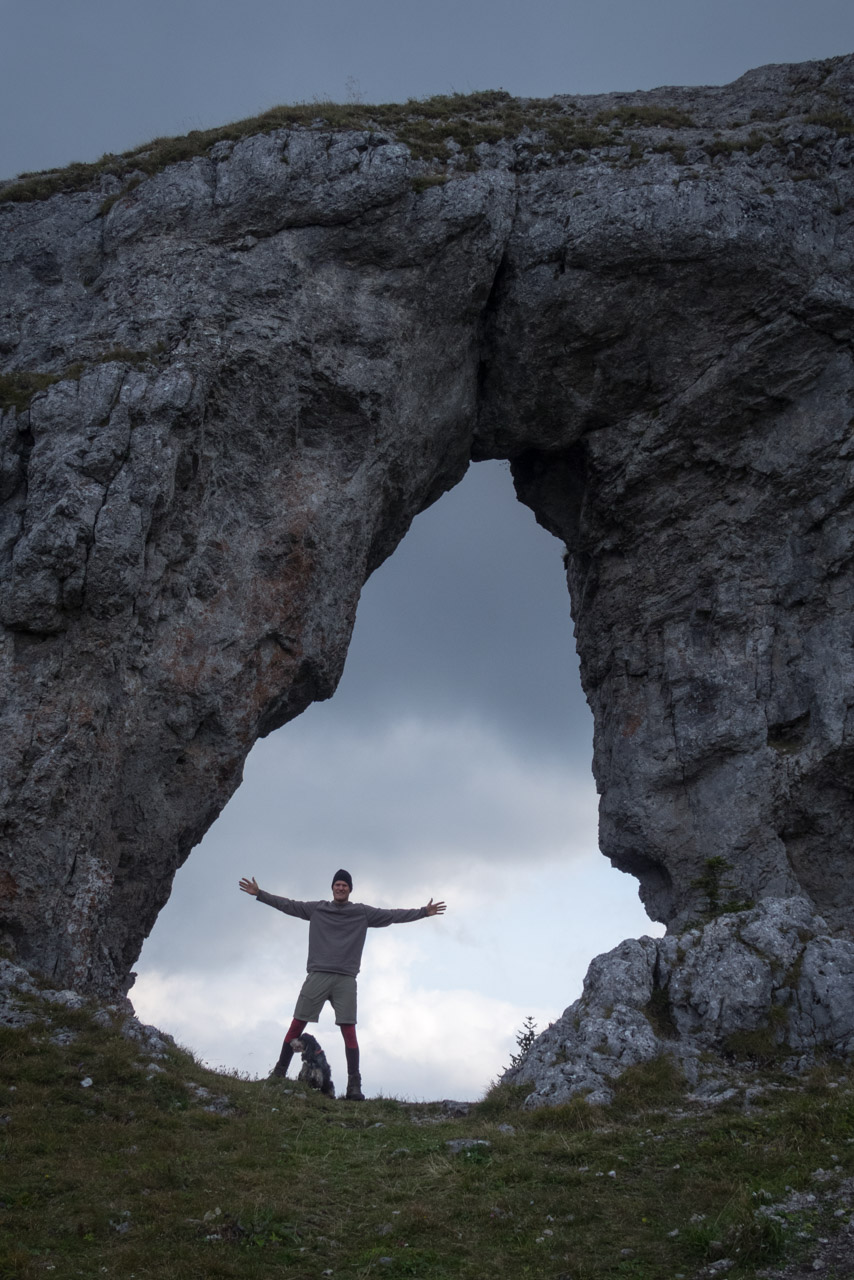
[503,898,854,1106]
[1,55,853,991]
[0,955,166,1051]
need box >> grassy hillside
[2,997,854,1279]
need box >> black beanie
[332,869,353,890]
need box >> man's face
[332,880,351,903]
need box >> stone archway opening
[131,460,659,1098]
[3,56,852,1059]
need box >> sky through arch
[133,461,662,1099]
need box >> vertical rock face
[483,141,854,932]
[0,138,515,989]
[1,55,853,991]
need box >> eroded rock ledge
[1,55,853,992]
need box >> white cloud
[134,801,662,1099]
[137,710,601,971]
[132,956,553,1100]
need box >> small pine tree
[508,1016,537,1070]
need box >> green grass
[0,85,718,208]
[0,370,68,414]
[0,91,573,205]
[705,129,779,157]
[4,79,836,212]
[593,104,696,130]
[804,110,854,135]
[2,1002,854,1278]
[1,85,806,213]
[0,346,165,414]
[410,173,451,193]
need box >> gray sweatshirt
[256,891,427,976]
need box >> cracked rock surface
[1,55,853,992]
[503,898,854,1107]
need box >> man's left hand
[424,898,446,916]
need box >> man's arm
[364,898,447,927]
[238,877,317,919]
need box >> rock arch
[1,55,853,992]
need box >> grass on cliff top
[4,57,853,208]
[2,1000,854,1279]
[0,90,612,207]
[0,89,732,210]
[4,83,849,209]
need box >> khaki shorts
[294,970,357,1024]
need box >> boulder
[504,899,854,1106]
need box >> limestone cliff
[1,55,853,992]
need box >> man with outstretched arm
[239,869,446,1100]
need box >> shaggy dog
[290,1032,335,1098]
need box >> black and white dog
[290,1032,335,1098]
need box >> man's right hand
[239,876,259,896]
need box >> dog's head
[290,1032,320,1055]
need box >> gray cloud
[324,461,592,762]
[139,463,597,975]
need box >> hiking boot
[268,1044,294,1080]
[345,1073,365,1101]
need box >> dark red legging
[340,1024,359,1076]
[280,1019,359,1074]
[284,1017,307,1043]
[285,1017,358,1049]
[339,1023,358,1050]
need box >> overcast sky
[3,1,852,1100]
